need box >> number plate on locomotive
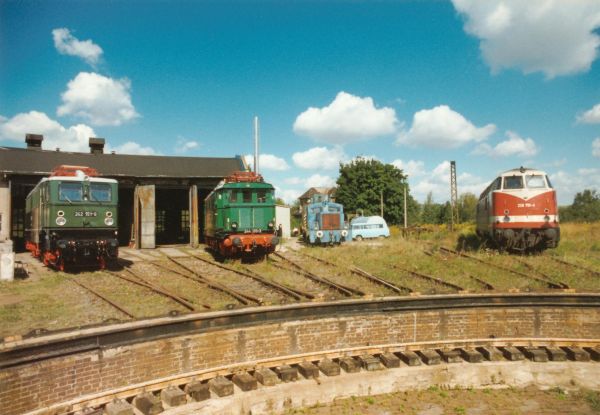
[74,211,98,217]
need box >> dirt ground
[282,386,600,415]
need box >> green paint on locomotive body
[26,176,119,244]
[204,180,276,239]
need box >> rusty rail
[467,274,495,290]
[70,277,135,319]
[188,254,312,300]
[351,266,413,294]
[511,257,569,289]
[272,252,363,296]
[163,257,262,305]
[113,268,208,311]
[548,256,600,278]
[299,251,412,294]
[439,247,564,289]
[390,264,464,291]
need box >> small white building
[275,205,291,238]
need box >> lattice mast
[450,160,459,229]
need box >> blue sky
[1,0,600,204]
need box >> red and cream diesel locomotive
[476,167,559,251]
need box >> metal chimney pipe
[254,116,259,174]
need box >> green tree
[563,189,600,222]
[458,192,478,223]
[336,158,418,225]
[420,192,442,224]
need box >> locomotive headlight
[104,217,114,226]
[106,211,113,218]
[316,230,324,238]
[544,215,550,222]
[231,222,238,230]
[268,221,274,228]
[56,216,66,226]
[341,230,348,237]
[503,209,509,215]
[503,215,510,222]
[57,210,65,217]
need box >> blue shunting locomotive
[302,195,348,245]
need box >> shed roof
[299,187,337,201]
[0,146,245,178]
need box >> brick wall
[1,306,599,415]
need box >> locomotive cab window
[59,182,83,201]
[257,190,268,203]
[546,175,554,189]
[503,176,523,190]
[525,174,546,189]
[90,183,112,202]
[242,190,252,203]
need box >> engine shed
[0,134,247,250]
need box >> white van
[350,215,390,240]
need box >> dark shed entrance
[155,188,189,245]
[0,135,247,251]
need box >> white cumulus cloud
[577,103,600,124]
[57,72,139,126]
[293,91,397,144]
[175,138,200,154]
[452,0,600,78]
[473,131,538,157]
[0,110,157,155]
[410,160,488,203]
[0,111,94,152]
[593,138,600,158]
[275,188,303,204]
[305,173,336,188]
[292,146,347,170]
[109,141,157,156]
[52,28,103,66]
[245,154,290,171]
[550,168,600,204]
[391,159,426,177]
[396,105,496,148]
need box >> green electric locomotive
[25,165,119,270]
[204,171,279,257]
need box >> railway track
[298,251,413,295]
[272,252,363,296]
[187,253,313,301]
[547,255,600,278]
[439,246,566,289]
[3,293,599,415]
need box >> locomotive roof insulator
[50,165,100,178]
[224,171,264,183]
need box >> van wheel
[379,235,385,239]
[355,235,363,241]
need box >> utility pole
[254,116,259,174]
[450,160,458,230]
[403,185,408,229]
[380,189,383,217]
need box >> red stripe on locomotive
[492,190,558,217]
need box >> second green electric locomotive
[25,165,119,270]
[204,171,279,257]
